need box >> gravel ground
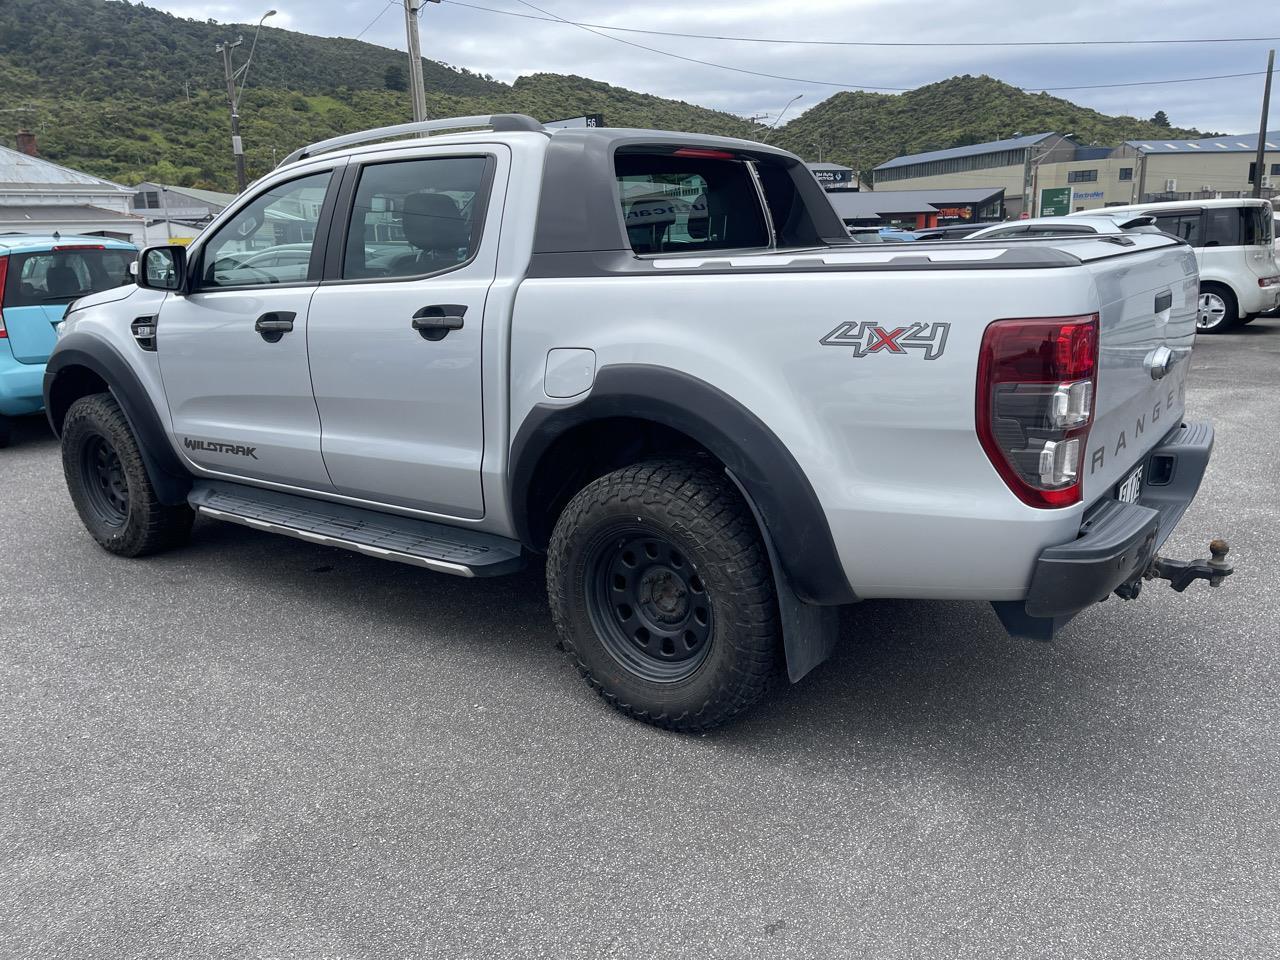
[2,321,1277,959]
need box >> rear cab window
[4,246,134,306]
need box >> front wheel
[61,393,193,556]
[1197,284,1240,333]
[546,459,783,732]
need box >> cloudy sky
[149,0,1277,135]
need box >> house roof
[827,187,1005,220]
[148,183,237,208]
[0,145,132,191]
[0,204,141,223]
[874,132,1057,171]
[1126,131,1280,153]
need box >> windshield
[4,247,135,306]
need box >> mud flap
[726,469,840,682]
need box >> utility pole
[403,0,432,122]
[216,36,247,191]
[1252,49,1274,199]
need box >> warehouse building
[873,130,1280,217]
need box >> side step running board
[188,482,524,578]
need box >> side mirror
[136,245,188,293]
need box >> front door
[158,169,338,489]
[306,150,504,519]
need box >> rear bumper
[0,345,46,416]
[993,420,1213,639]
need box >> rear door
[306,147,505,519]
[157,167,340,489]
[1,245,134,363]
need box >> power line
[460,3,1272,94]
[443,1,1280,49]
[354,0,398,41]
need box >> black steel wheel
[547,459,783,732]
[587,530,714,682]
[79,433,131,528]
[61,393,193,556]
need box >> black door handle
[255,311,296,342]
[411,304,467,341]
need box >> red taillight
[976,314,1099,509]
[672,148,737,160]
[0,255,8,337]
[52,244,106,251]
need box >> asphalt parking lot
[2,321,1278,960]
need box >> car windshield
[5,246,135,306]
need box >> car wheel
[61,393,193,556]
[1197,284,1241,333]
[0,414,11,449]
[546,459,783,732]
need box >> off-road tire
[1198,282,1241,333]
[546,459,783,732]
[61,392,193,556]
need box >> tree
[383,64,406,92]
[1151,110,1171,128]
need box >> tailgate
[1080,240,1200,501]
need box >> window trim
[188,166,342,294]
[320,152,498,287]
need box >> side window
[200,171,331,288]
[1153,212,1202,246]
[342,156,488,280]
[1204,208,1243,246]
[614,150,770,255]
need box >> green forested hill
[0,0,1209,191]
[770,75,1208,174]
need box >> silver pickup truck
[44,115,1232,730]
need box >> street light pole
[404,0,428,121]
[216,37,246,191]
[1252,49,1274,199]
[216,10,275,193]
[763,94,802,143]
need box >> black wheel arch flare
[509,364,856,606]
[44,333,193,506]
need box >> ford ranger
[43,115,1233,731]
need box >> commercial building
[827,187,1005,228]
[872,130,1280,217]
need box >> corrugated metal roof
[0,145,131,191]
[874,133,1056,171]
[0,204,140,223]
[827,187,1005,220]
[152,183,237,207]
[1126,131,1280,153]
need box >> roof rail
[278,114,546,167]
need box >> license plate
[1117,464,1143,504]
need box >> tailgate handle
[1154,291,1173,314]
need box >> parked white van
[1072,198,1279,332]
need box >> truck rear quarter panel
[511,260,1102,601]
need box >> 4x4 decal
[820,321,950,360]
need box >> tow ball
[1114,539,1234,600]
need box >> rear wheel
[61,393,193,556]
[1197,283,1241,333]
[546,459,783,732]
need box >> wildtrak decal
[183,437,259,460]
[820,321,950,360]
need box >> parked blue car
[0,234,136,447]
